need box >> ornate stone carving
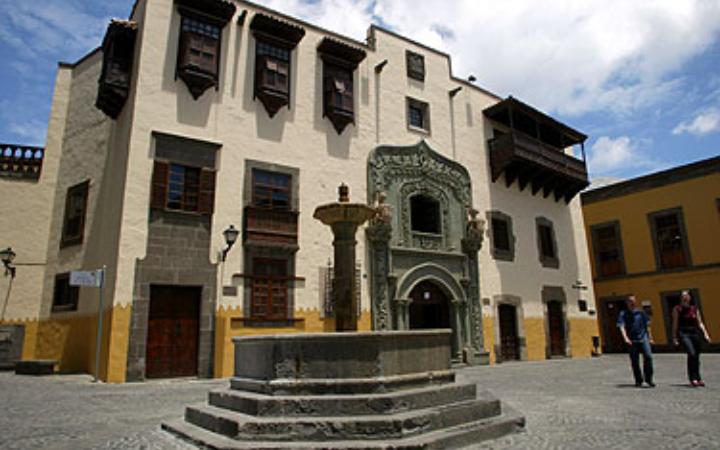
[462,207,485,255]
[368,141,472,207]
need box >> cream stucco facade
[0,0,598,382]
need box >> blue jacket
[617,309,650,342]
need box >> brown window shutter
[150,161,169,210]
[201,36,218,75]
[198,168,216,215]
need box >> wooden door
[146,286,201,379]
[498,304,519,362]
[600,299,627,353]
[547,301,566,357]
[408,280,451,329]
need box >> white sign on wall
[70,270,103,288]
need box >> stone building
[582,157,719,354]
[0,0,598,382]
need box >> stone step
[230,370,455,395]
[163,407,524,449]
[15,360,56,376]
[209,382,477,417]
[185,392,501,441]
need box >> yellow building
[581,157,719,353]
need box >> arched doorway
[408,280,451,329]
[498,304,520,362]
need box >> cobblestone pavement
[1,354,718,449]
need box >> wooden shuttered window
[150,160,215,215]
[151,160,169,210]
[179,17,220,76]
[198,168,216,214]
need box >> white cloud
[587,136,659,174]
[266,0,720,117]
[672,108,720,136]
[587,176,625,190]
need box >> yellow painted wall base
[483,316,599,362]
[1,305,131,383]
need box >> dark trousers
[628,339,653,384]
[679,328,703,382]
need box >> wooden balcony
[0,144,44,181]
[243,206,299,249]
[484,97,589,203]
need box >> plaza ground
[0,354,718,449]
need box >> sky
[0,0,718,186]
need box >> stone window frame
[541,285,571,358]
[60,180,90,248]
[535,216,559,269]
[406,50,425,82]
[486,210,515,262]
[647,206,692,272]
[660,288,702,346]
[407,97,431,134]
[51,272,79,313]
[589,220,627,279]
[242,159,300,325]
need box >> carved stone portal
[367,141,488,364]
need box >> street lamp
[221,225,239,262]
[0,247,16,278]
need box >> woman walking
[672,291,712,387]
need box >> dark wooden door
[409,280,450,329]
[547,301,566,357]
[146,285,201,379]
[498,304,519,362]
[601,299,627,353]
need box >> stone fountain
[313,183,376,331]
[162,184,524,449]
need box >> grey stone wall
[126,210,217,381]
[0,325,25,370]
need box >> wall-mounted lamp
[0,247,16,278]
[468,75,476,82]
[221,225,239,262]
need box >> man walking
[617,295,655,387]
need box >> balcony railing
[488,131,589,202]
[0,144,44,181]
[244,205,299,248]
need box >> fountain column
[314,184,376,332]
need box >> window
[252,169,291,209]
[488,211,515,261]
[250,13,305,117]
[52,273,79,312]
[256,41,290,93]
[176,15,222,99]
[61,181,89,248]
[411,195,440,234]
[318,37,366,134]
[323,63,355,133]
[536,217,559,268]
[649,208,690,270]
[407,97,430,133]
[406,50,425,81]
[167,164,200,211]
[96,20,137,119]
[151,161,215,214]
[251,258,288,320]
[180,17,220,75]
[591,222,625,277]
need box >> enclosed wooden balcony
[243,206,299,249]
[484,97,589,203]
